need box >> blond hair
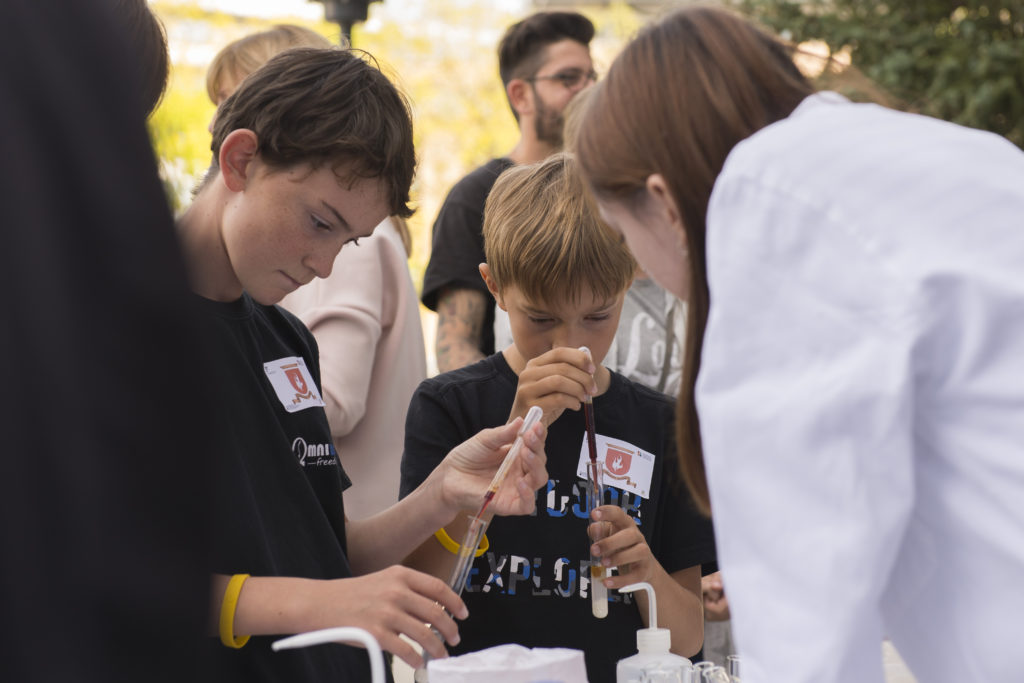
[483,153,635,307]
[206,24,333,103]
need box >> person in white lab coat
[576,6,1024,683]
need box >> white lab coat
[698,93,1024,682]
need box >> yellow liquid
[591,566,608,618]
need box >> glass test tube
[417,514,488,679]
[587,450,608,618]
[726,654,742,682]
[447,514,488,595]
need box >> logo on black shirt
[292,437,337,468]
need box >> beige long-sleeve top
[281,217,427,519]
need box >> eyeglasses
[525,68,598,90]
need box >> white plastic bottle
[616,582,693,683]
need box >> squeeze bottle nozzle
[619,582,671,655]
[616,582,692,683]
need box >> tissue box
[427,644,587,683]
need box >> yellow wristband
[219,573,251,649]
[434,527,489,557]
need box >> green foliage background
[734,0,1024,148]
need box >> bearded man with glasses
[421,11,596,373]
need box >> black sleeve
[652,405,717,576]
[399,379,473,499]
[273,304,325,386]
[420,195,496,356]
[420,169,502,356]
[655,477,718,576]
[421,194,489,311]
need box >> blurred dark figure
[112,0,171,117]
[0,2,214,681]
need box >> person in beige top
[207,26,427,518]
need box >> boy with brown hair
[400,153,715,683]
[183,47,548,682]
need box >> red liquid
[583,401,598,464]
[478,488,496,517]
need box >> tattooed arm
[435,287,487,372]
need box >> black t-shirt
[400,354,716,683]
[201,294,388,683]
[420,157,515,357]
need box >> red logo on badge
[284,363,317,405]
[284,364,309,394]
[605,445,632,476]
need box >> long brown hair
[576,6,815,514]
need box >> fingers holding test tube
[588,504,656,589]
[290,566,466,669]
[437,414,548,517]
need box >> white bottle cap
[619,582,672,654]
[636,626,672,654]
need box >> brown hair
[561,83,596,153]
[210,47,415,218]
[206,24,333,104]
[576,6,815,514]
[483,152,635,307]
[498,11,595,119]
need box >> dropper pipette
[415,406,544,682]
[447,404,544,594]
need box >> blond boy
[400,154,715,683]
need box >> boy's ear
[645,173,686,249]
[218,129,259,192]
[478,264,506,309]
[507,79,533,121]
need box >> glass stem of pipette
[419,407,544,679]
[447,406,544,597]
[475,404,543,519]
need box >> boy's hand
[702,571,731,621]
[438,418,548,516]
[312,567,467,668]
[510,347,598,427]
[589,504,655,589]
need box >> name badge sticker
[263,356,325,413]
[576,435,655,499]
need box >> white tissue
[427,644,588,683]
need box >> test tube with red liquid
[580,346,608,619]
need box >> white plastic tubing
[272,627,386,683]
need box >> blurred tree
[734,1,1024,147]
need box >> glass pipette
[447,404,544,595]
[416,405,544,681]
